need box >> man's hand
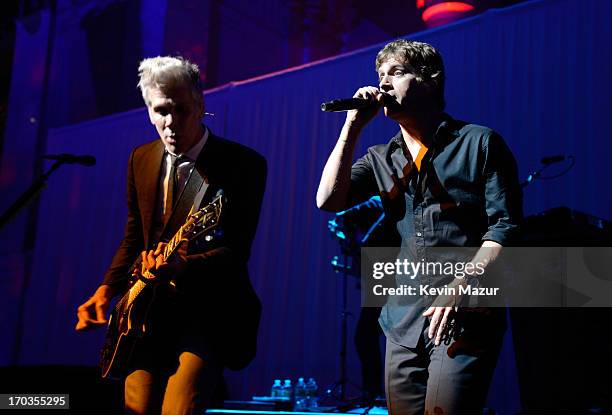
[423,306,457,346]
[422,249,500,346]
[345,86,385,131]
[139,241,188,280]
[421,274,468,346]
[75,285,113,331]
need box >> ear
[147,105,156,125]
[199,98,205,119]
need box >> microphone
[321,98,377,112]
[42,153,96,166]
[321,93,394,112]
[540,155,566,165]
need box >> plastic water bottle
[282,379,292,400]
[305,377,318,409]
[294,377,307,410]
[271,379,282,398]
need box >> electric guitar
[100,194,224,379]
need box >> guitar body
[100,281,159,379]
[99,195,224,379]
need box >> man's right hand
[345,86,385,131]
[75,285,113,331]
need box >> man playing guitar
[76,56,267,415]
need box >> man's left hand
[423,306,457,346]
[140,241,188,280]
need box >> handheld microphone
[42,154,96,166]
[321,93,394,112]
[321,98,377,112]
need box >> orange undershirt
[414,145,428,171]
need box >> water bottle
[271,379,282,398]
[305,377,318,409]
[294,377,307,410]
[282,379,292,400]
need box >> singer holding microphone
[317,40,522,414]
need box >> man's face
[377,58,431,119]
[147,82,203,154]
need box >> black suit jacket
[102,132,267,370]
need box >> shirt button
[416,232,423,237]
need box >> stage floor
[206,408,388,415]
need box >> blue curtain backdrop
[5,0,611,412]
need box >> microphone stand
[2,159,70,366]
[0,160,64,231]
[521,155,575,188]
[521,163,547,188]
[325,220,362,409]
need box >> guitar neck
[163,224,188,261]
[116,225,188,312]
[115,195,222,312]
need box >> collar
[432,113,460,144]
[390,112,459,151]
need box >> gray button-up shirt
[349,114,522,347]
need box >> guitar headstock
[183,194,224,242]
[161,194,225,259]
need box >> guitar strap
[159,165,207,243]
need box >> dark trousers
[384,313,504,415]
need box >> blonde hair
[137,56,203,107]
